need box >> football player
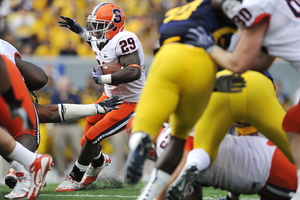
[1,38,123,199]
[0,54,53,200]
[124,0,237,186]
[179,0,300,199]
[156,124,296,200]
[0,39,45,199]
[127,118,296,200]
[56,2,146,191]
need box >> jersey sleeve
[115,34,141,57]
[3,42,21,64]
[227,1,270,28]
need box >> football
[101,62,122,75]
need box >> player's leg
[156,50,217,198]
[82,94,108,138]
[54,94,108,191]
[166,89,234,200]
[125,43,217,185]
[0,126,52,200]
[55,101,133,191]
[0,56,40,197]
[245,71,292,162]
[81,102,134,185]
[125,43,185,185]
[153,136,203,200]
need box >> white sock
[296,169,300,194]
[75,160,89,172]
[137,168,171,200]
[9,161,28,176]
[7,142,36,169]
[186,148,211,171]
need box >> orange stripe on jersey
[184,136,193,152]
[251,13,270,28]
[259,144,297,200]
[128,64,141,69]
[14,52,21,59]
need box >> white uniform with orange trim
[227,0,300,70]
[0,39,21,64]
[91,30,146,103]
[196,134,274,194]
[155,124,195,158]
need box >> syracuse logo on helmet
[85,3,125,44]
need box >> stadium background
[0,0,299,186]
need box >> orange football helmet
[85,3,125,44]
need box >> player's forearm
[210,46,252,74]
[36,103,105,123]
[58,103,106,122]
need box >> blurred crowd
[0,0,185,57]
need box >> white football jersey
[227,0,300,70]
[155,123,194,158]
[0,39,20,64]
[196,134,276,194]
[155,124,171,158]
[91,30,146,103]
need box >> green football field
[0,180,260,200]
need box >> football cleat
[81,154,111,186]
[165,162,200,200]
[55,175,82,192]
[4,172,30,199]
[5,168,17,189]
[125,132,151,185]
[28,154,53,200]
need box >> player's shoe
[28,154,53,200]
[4,173,30,199]
[165,162,200,200]
[55,175,83,192]
[125,132,151,185]
[5,168,17,189]
[81,154,111,186]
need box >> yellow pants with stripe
[132,42,217,141]
[193,69,293,163]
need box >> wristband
[128,64,141,69]
[80,30,91,41]
[98,74,112,85]
[206,44,217,54]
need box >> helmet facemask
[85,14,116,45]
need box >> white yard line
[41,194,138,198]
[41,194,259,200]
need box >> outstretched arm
[36,95,124,123]
[58,16,91,45]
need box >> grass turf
[0,179,260,200]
